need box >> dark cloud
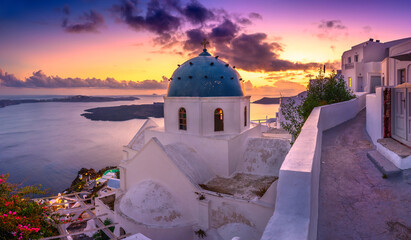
[179,0,214,24]
[209,19,239,43]
[0,69,168,89]
[236,17,252,25]
[63,5,70,15]
[184,28,207,51]
[248,12,262,20]
[112,0,180,43]
[214,33,320,72]
[318,20,346,30]
[62,10,104,33]
[182,19,323,72]
[316,19,347,40]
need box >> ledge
[261,93,367,240]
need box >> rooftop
[200,173,277,200]
[167,48,244,97]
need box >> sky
[0,0,410,96]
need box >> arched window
[214,108,224,132]
[179,108,187,130]
[244,106,247,126]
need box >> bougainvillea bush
[0,174,60,240]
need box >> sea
[0,95,278,194]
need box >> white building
[341,38,411,93]
[96,46,290,239]
[345,37,411,169]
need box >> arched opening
[214,108,224,132]
[120,227,126,236]
[244,106,247,126]
[179,108,187,130]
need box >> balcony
[345,63,354,69]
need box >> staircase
[367,150,402,177]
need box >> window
[348,77,352,88]
[348,57,352,63]
[244,106,247,127]
[399,69,406,84]
[178,108,187,130]
[214,108,224,132]
[354,55,358,62]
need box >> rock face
[0,95,139,108]
[81,103,164,121]
[252,97,280,104]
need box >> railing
[345,63,354,69]
[251,117,277,128]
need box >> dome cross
[201,38,210,50]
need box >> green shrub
[281,69,355,141]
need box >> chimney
[369,38,374,42]
[376,40,380,43]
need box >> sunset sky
[1,0,410,96]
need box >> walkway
[317,110,411,240]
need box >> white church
[95,42,290,239]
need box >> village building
[342,37,411,170]
[95,42,290,240]
[341,37,411,93]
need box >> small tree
[281,69,355,141]
[280,97,305,141]
[300,70,355,121]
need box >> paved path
[317,110,411,240]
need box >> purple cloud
[62,10,105,33]
[0,69,168,89]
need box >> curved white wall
[261,93,366,240]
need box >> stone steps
[367,150,402,177]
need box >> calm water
[0,95,277,194]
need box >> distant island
[81,102,164,121]
[0,95,140,108]
[253,97,280,104]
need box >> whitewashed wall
[366,87,383,144]
[261,93,367,240]
[204,191,275,237]
[143,126,261,177]
[164,96,250,136]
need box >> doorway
[357,77,364,92]
[370,76,381,93]
[392,87,411,146]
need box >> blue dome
[167,50,244,97]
